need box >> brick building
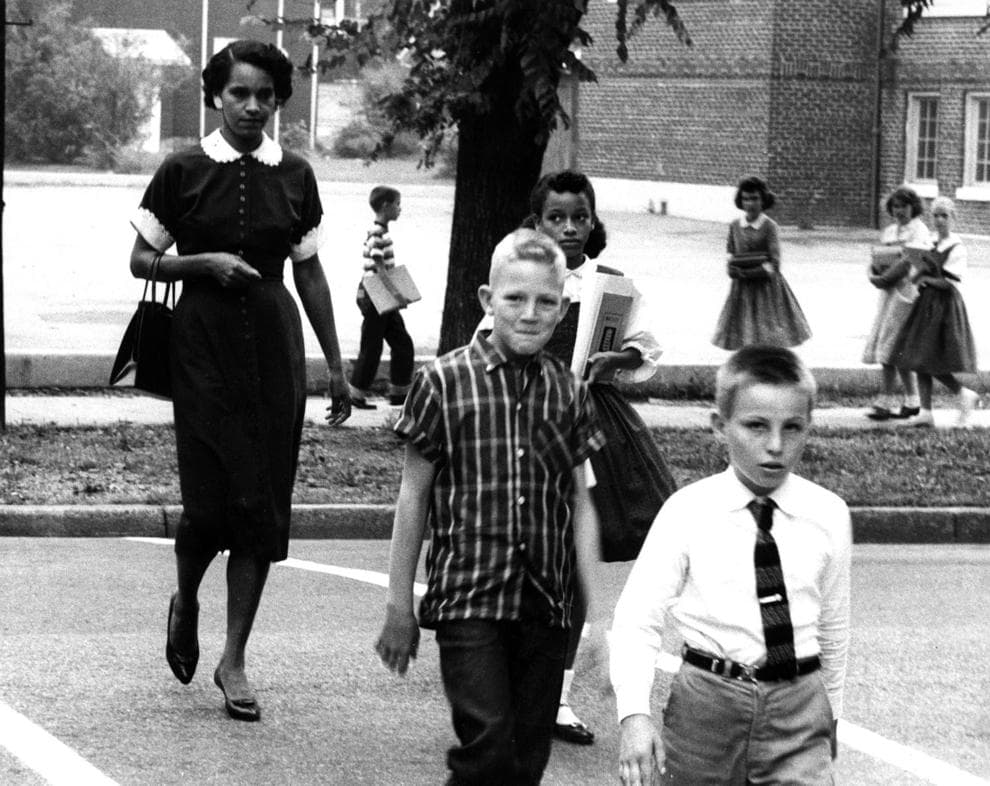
[575,0,990,232]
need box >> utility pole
[2,6,33,430]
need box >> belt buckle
[735,662,758,682]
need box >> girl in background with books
[712,176,811,350]
[890,197,980,427]
[861,186,926,421]
[525,169,674,747]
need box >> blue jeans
[435,614,568,785]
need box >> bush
[279,119,313,154]
[332,119,381,159]
[5,1,157,167]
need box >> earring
[212,95,223,110]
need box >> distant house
[73,1,336,144]
[575,0,990,232]
[90,28,193,152]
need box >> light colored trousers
[661,663,834,785]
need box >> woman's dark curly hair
[884,186,923,218]
[202,40,294,109]
[527,169,608,259]
[734,176,776,210]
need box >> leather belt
[682,646,820,683]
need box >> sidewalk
[5,391,990,431]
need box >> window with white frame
[321,0,363,23]
[919,0,989,15]
[964,93,990,187]
[906,93,939,185]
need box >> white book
[570,272,636,380]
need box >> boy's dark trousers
[350,294,414,393]
[434,585,568,786]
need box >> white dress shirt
[609,469,851,721]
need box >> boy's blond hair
[715,345,817,418]
[489,228,566,287]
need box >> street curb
[13,350,983,398]
[1,504,987,544]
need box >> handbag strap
[144,252,175,307]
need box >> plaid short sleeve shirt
[394,331,605,629]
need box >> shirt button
[517,496,526,506]
[516,448,525,458]
[239,183,246,190]
[239,195,246,202]
[518,542,527,552]
[239,208,245,215]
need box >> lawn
[2,420,987,507]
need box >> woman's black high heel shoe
[213,667,261,722]
[166,593,199,685]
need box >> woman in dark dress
[129,40,351,722]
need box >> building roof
[90,28,191,66]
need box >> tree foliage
[5,0,156,167]
[249,1,691,164]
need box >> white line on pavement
[123,538,427,596]
[0,700,118,786]
[838,723,990,786]
[279,556,428,597]
[124,537,988,785]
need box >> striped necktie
[749,498,797,675]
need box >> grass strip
[2,423,987,508]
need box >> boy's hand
[375,603,420,675]
[619,714,663,785]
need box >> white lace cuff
[615,333,663,385]
[290,223,322,262]
[130,207,174,252]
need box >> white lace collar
[201,128,283,166]
[741,213,767,230]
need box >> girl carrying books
[712,176,811,350]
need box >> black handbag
[588,383,678,562]
[109,253,174,399]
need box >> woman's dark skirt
[170,279,306,562]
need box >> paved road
[5,176,990,371]
[0,539,987,785]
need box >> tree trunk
[437,75,548,355]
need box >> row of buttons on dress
[239,159,248,247]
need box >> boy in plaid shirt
[376,228,605,785]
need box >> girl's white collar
[201,128,283,166]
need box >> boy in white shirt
[611,345,851,785]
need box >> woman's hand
[325,368,351,426]
[208,253,261,288]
